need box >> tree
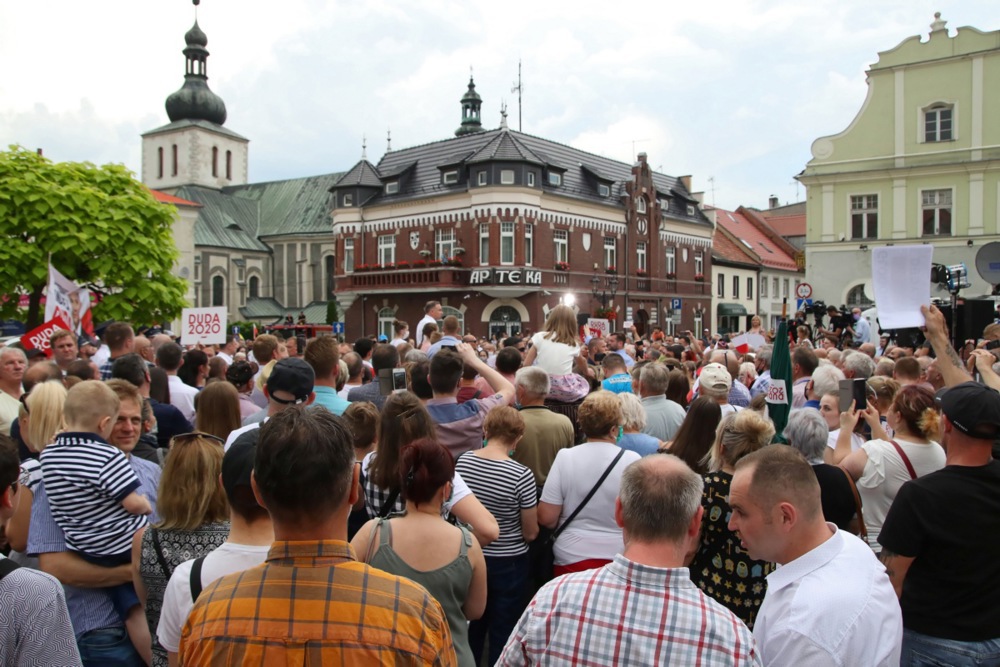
[0,146,189,328]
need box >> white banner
[586,318,610,339]
[181,307,227,345]
[45,265,91,335]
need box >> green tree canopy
[0,145,189,328]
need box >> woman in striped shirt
[455,406,538,667]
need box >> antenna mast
[511,60,523,131]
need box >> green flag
[767,319,793,443]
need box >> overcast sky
[1,1,995,211]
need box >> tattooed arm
[880,549,914,599]
[921,304,974,387]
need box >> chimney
[679,175,692,192]
[769,195,779,209]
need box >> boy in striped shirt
[40,380,152,660]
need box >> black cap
[936,382,1000,440]
[266,357,314,405]
[222,439,255,499]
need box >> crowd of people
[0,297,998,666]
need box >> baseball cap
[226,360,255,386]
[935,381,1000,440]
[221,439,255,499]
[266,357,315,405]
[378,335,388,342]
[700,362,732,391]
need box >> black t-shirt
[812,463,856,531]
[879,460,1000,641]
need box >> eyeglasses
[170,432,226,447]
[18,393,29,415]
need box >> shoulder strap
[364,518,385,564]
[889,440,918,480]
[188,556,207,601]
[378,488,400,519]
[0,558,20,583]
[459,525,473,556]
[548,448,626,545]
[837,465,868,542]
[150,528,174,581]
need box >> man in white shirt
[728,445,902,666]
[157,439,274,664]
[155,342,199,423]
[415,300,443,347]
[216,334,240,365]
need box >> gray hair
[515,366,550,397]
[619,454,704,542]
[756,345,773,369]
[843,351,875,379]
[783,409,829,462]
[403,349,428,364]
[638,363,670,395]
[811,364,845,397]
[618,392,647,431]
[0,346,26,363]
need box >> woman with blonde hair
[132,434,229,667]
[689,409,776,629]
[839,384,945,553]
[522,304,588,402]
[6,381,66,564]
[539,391,641,575]
[194,380,242,442]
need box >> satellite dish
[975,242,1000,285]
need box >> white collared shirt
[754,524,902,667]
[166,374,199,423]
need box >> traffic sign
[796,298,813,311]
[331,322,345,334]
[795,282,813,299]
[670,298,682,311]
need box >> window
[524,224,533,265]
[172,144,178,176]
[479,224,490,265]
[442,171,459,185]
[772,277,779,296]
[344,238,354,273]
[924,105,953,142]
[384,181,399,195]
[665,247,676,275]
[477,171,487,186]
[636,242,647,272]
[922,189,952,236]
[847,284,874,309]
[694,250,703,276]
[636,197,647,214]
[157,147,164,179]
[325,256,334,296]
[850,194,878,239]
[598,183,610,197]
[500,169,515,185]
[761,277,768,298]
[717,273,725,298]
[377,235,395,266]
[783,279,790,298]
[548,172,562,186]
[248,275,260,298]
[747,277,753,298]
[527,172,535,187]
[686,205,696,216]
[604,237,617,269]
[553,229,568,263]
[435,228,455,260]
[733,275,740,299]
[211,275,224,307]
[694,312,703,337]
[501,222,515,265]
[226,150,232,180]
[343,193,353,207]
[212,147,218,177]
[378,308,395,341]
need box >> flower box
[429,259,443,267]
[636,269,648,277]
[666,272,677,279]
[594,308,617,320]
[396,260,409,269]
[354,264,369,272]
[606,266,617,274]
[413,259,427,268]
[447,258,464,267]
[555,261,570,271]
[694,273,705,282]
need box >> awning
[717,303,748,317]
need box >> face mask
[853,314,860,321]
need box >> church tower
[141,3,248,191]
[454,76,485,137]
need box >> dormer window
[686,204,696,216]
[384,181,399,195]
[598,184,610,197]
[924,104,953,142]
[343,193,354,207]
[442,170,459,185]
[636,197,647,213]
[527,172,535,187]
[548,172,562,187]
[478,171,487,186]
[501,169,515,185]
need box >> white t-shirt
[719,403,743,417]
[415,314,437,347]
[167,375,199,423]
[156,541,270,653]
[530,332,579,376]
[826,429,866,453]
[857,438,946,551]
[224,420,263,452]
[540,442,641,565]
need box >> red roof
[150,189,201,207]
[709,207,799,272]
[759,212,806,238]
[712,226,759,266]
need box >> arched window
[212,147,219,177]
[248,275,260,299]
[378,307,396,340]
[225,150,232,180]
[489,306,521,339]
[157,147,164,179]
[846,284,873,309]
[324,256,335,297]
[171,144,178,176]
[212,275,225,307]
[440,306,465,335]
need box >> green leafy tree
[0,146,189,328]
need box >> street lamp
[561,293,576,307]
[591,271,619,309]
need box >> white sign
[795,282,812,299]
[872,246,932,329]
[181,307,227,345]
[765,381,788,405]
[586,318,610,338]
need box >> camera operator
[817,305,848,347]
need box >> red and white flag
[731,334,751,354]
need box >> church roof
[225,172,343,237]
[334,160,381,188]
[466,131,545,165]
[173,185,271,252]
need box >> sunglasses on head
[170,432,225,447]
